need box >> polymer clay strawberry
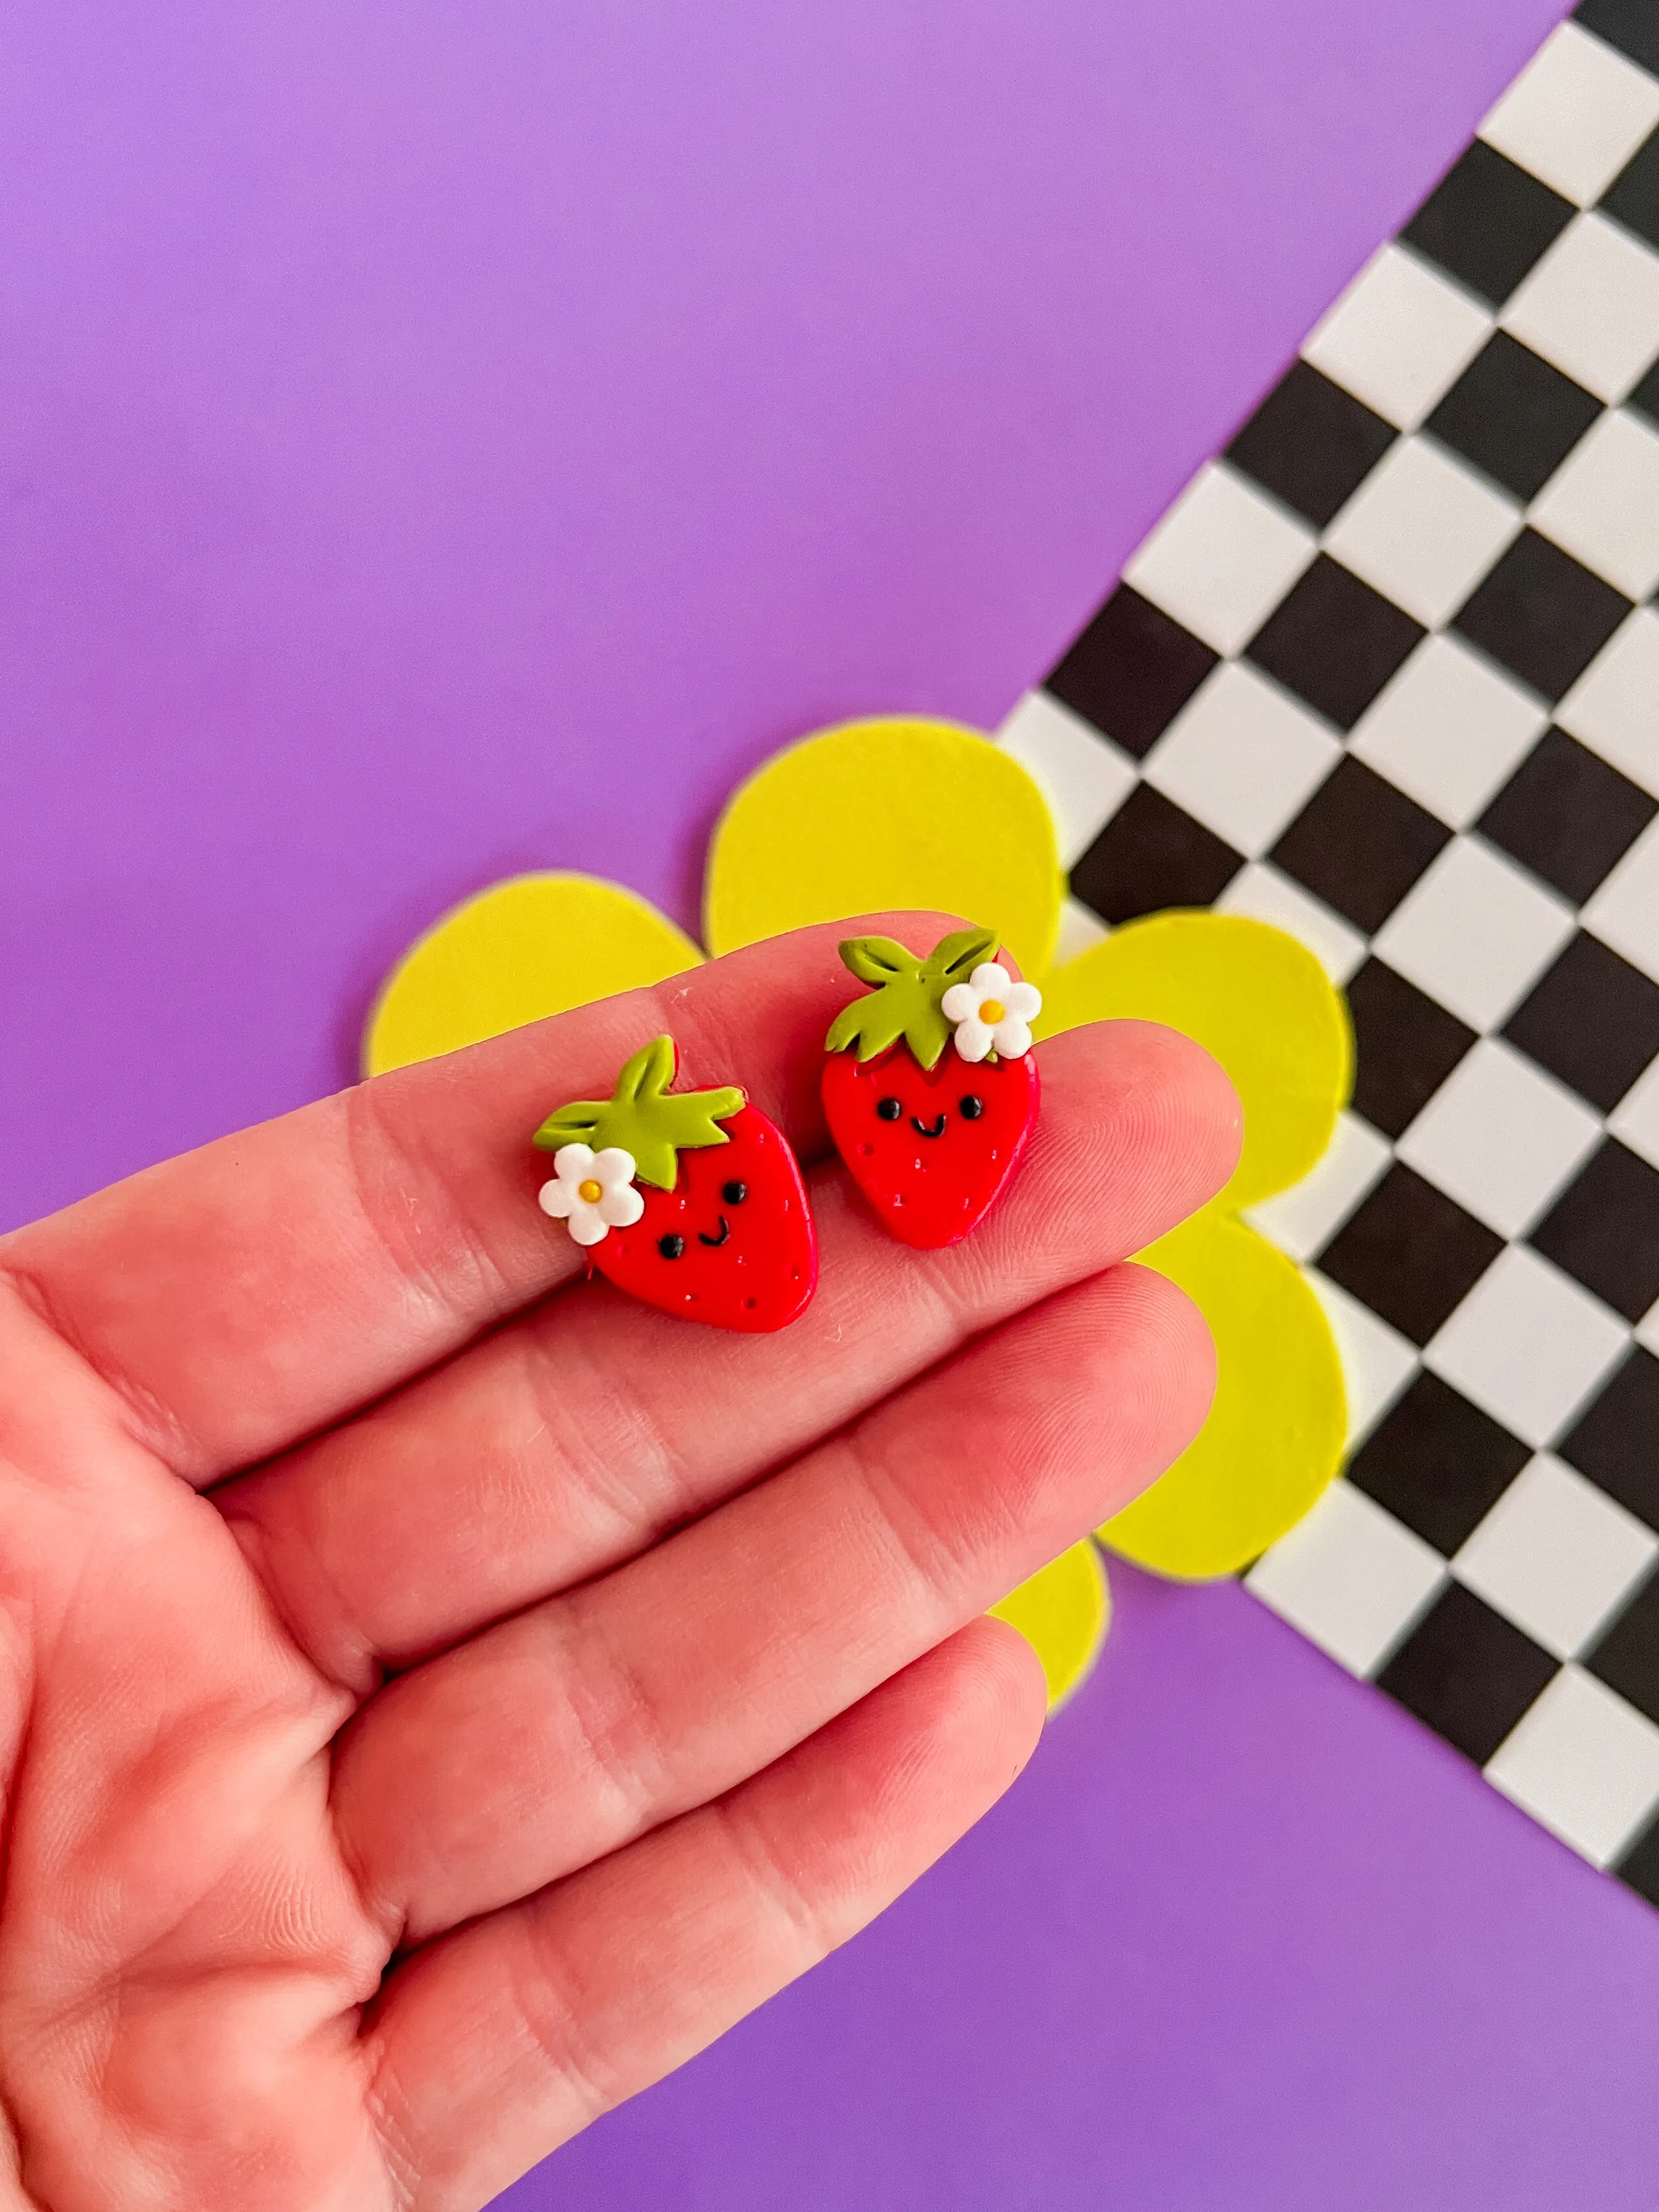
[533,1035,816,1332]
[822,926,1042,1249]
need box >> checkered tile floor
[1000,1,1659,1899]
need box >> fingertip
[1038,1016,1241,1232]
[1113,1256,1219,1468]
[954,1612,1053,1737]
[974,1261,1217,1537]
[1104,1016,1242,1196]
[908,1616,1050,1803]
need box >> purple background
[8,1,1656,2205]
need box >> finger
[364,1616,1045,2212]
[332,1262,1209,1946]
[0,914,969,1483]
[223,1018,1237,1689]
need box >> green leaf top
[532,1035,743,1190]
[825,924,999,1069]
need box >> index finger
[0,915,970,1483]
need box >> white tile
[1350,632,1549,829]
[1052,896,1109,966]
[1141,662,1341,858]
[1479,21,1659,207]
[1396,1037,1603,1238]
[1214,862,1368,984]
[1372,836,1576,1032]
[1609,1052,1659,1174]
[1638,1301,1659,1358]
[1247,1478,1446,1677]
[1324,437,1521,628]
[1558,608,1659,798]
[1426,1245,1630,1448]
[1246,1112,1393,1264]
[1584,815,1659,983]
[1301,243,1495,431]
[997,689,1137,867]
[1305,1268,1421,1449]
[1502,213,1659,404]
[1453,1454,1658,1659]
[1530,408,1659,600]
[1121,462,1317,657]
[1487,1664,1659,1867]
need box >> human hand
[0,916,1237,2211]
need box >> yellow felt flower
[366,717,1350,1706]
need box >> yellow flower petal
[989,1540,1111,1709]
[1100,1215,1347,1579]
[704,717,1062,977]
[364,872,703,1076]
[1038,911,1352,1211]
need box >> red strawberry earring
[533,1035,817,1331]
[822,925,1042,1249]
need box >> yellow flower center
[980,998,1006,1023]
[578,1178,604,1203]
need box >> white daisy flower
[538,1143,645,1247]
[940,961,1042,1064]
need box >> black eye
[959,1095,984,1120]
[658,1234,686,1260]
[722,1179,748,1205]
[876,1096,903,1121]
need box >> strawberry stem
[825,924,998,1068]
[533,1036,743,1191]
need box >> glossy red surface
[593,1104,818,1332]
[822,1042,1039,1249]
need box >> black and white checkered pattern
[1000,1,1659,1900]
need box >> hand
[0,916,1235,2211]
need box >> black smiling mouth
[698,1214,731,1247]
[910,1114,947,1138]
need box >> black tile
[1615,1805,1659,1905]
[1318,1163,1504,1345]
[1346,958,1478,1138]
[1477,728,1656,903]
[1453,530,1632,702]
[1247,556,1425,731]
[1376,1583,1559,1765]
[1602,125,1659,255]
[1070,781,1242,924]
[1577,0,1659,82]
[1630,352,1659,434]
[1558,1347,1659,1529]
[1425,333,1602,502]
[1401,140,1575,307]
[1504,933,1659,1112]
[1585,1565,1659,1725]
[1269,756,1449,933]
[1530,1139,1659,1322]
[1225,360,1397,529]
[1045,585,1218,759]
[1348,1370,1532,1555]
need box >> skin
[0,914,1239,2211]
